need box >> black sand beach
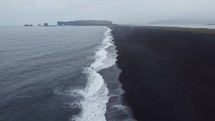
[110,26,215,121]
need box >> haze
[0,0,215,25]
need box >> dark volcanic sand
[110,26,215,121]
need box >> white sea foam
[71,27,116,121]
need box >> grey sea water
[0,26,134,121]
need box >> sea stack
[44,23,48,27]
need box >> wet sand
[110,26,215,121]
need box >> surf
[71,27,115,121]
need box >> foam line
[72,27,115,121]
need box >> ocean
[0,26,135,121]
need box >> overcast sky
[0,0,215,25]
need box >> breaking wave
[71,27,116,121]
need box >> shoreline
[73,27,113,121]
[110,26,215,121]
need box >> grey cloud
[0,0,215,25]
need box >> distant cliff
[57,20,113,26]
[24,24,33,27]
